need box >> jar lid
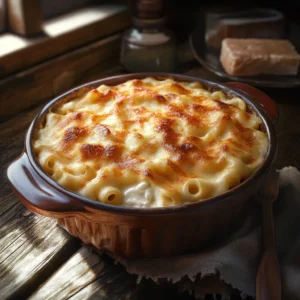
[134,0,164,19]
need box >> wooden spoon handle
[256,249,281,300]
[256,197,281,300]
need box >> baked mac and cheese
[33,77,268,208]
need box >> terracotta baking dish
[7,73,277,258]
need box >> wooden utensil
[256,170,281,300]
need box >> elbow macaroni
[33,77,268,208]
[99,187,122,205]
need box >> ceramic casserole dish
[7,73,277,258]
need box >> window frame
[0,2,130,78]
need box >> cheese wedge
[220,38,300,76]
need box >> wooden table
[1,42,299,300]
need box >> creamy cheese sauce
[33,77,268,208]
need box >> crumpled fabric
[115,167,300,299]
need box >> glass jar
[120,17,177,72]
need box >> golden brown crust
[33,77,268,207]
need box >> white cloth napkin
[115,167,300,299]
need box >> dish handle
[7,152,86,217]
[225,82,278,124]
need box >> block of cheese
[220,38,300,76]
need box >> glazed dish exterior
[7,73,277,258]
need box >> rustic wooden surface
[0,33,122,120]
[0,40,300,300]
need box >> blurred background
[1,0,299,120]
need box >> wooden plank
[0,130,24,208]
[0,137,25,200]
[0,5,130,77]
[0,105,41,140]
[0,112,80,300]
[29,246,194,300]
[0,102,74,300]
[7,0,43,36]
[0,190,76,300]
[28,247,135,300]
[0,33,122,120]
[0,204,80,300]
[0,99,43,199]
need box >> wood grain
[7,0,42,36]
[0,5,130,78]
[0,169,79,300]
[256,171,281,300]
[29,247,136,300]
[29,246,196,300]
[0,106,80,300]
[0,127,27,202]
[0,33,122,120]
[0,205,79,300]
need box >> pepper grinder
[120,0,177,72]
